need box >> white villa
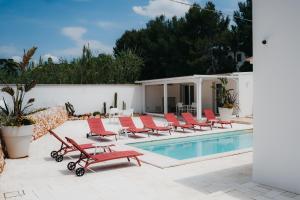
[137,72,253,119]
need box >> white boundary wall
[0,84,143,115]
[253,0,300,193]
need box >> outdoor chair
[119,116,150,137]
[140,115,171,135]
[204,109,232,128]
[176,102,185,115]
[181,112,212,130]
[87,118,117,140]
[108,108,120,122]
[164,113,193,132]
[65,137,143,176]
[49,130,113,162]
[120,108,134,117]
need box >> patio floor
[0,118,298,200]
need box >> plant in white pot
[0,47,38,158]
[214,78,239,120]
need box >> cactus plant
[114,92,118,108]
[65,102,75,116]
[93,111,101,116]
[122,101,126,110]
[103,102,107,114]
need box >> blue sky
[0,0,244,62]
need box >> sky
[0,0,244,63]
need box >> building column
[163,83,168,114]
[196,78,203,120]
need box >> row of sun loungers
[48,109,232,176]
[85,109,232,140]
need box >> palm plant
[214,78,239,110]
[0,47,38,126]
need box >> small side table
[119,127,129,138]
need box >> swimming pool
[128,130,252,160]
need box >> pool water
[128,130,252,160]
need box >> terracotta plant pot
[1,125,33,158]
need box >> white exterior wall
[0,84,143,115]
[167,84,180,101]
[253,0,300,193]
[202,79,240,115]
[201,80,214,111]
[238,74,253,117]
[145,85,163,113]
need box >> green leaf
[24,80,36,92]
[1,86,14,96]
[27,98,35,104]
[0,98,10,115]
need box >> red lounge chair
[204,109,232,128]
[181,112,212,130]
[119,117,150,137]
[49,130,113,162]
[164,113,193,131]
[140,115,171,135]
[65,137,143,176]
[87,118,117,140]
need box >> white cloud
[57,26,112,57]
[11,56,22,63]
[61,27,87,41]
[96,21,118,30]
[0,45,20,57]
[42,54,59,63]
[133,0,191,18]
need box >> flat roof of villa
[135,72,252,84]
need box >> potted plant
[214,78,239,120]
[92,111,101,118]
[0,47,38,158]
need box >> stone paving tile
[294,195,300,200]
[273,195,297,200]
[254,196,273,200]
[264,190,285,198]
[281,192,299,198]
[0,120,297,200]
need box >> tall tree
[232,0,253,57]
[114,2,235,80]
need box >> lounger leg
[230,123,232,128]
[127,157,130,162]
[135,157,141,166]
[115,135,118,141]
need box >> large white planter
[1,125,33,159]
[218,107,234,120]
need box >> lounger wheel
[75,167,85,176]
[50,151,58,158]
[67,162,76,171]
[86,133,89,138]
[55,155,64,162]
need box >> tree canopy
[114,1,252,80]
[0,47,143,84]
[0,1,253,84]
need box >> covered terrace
[136,72,253,120]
